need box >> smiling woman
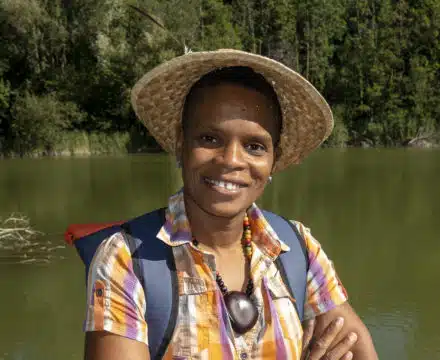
[178,69,280,219]
[80,49,378,360]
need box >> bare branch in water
[0,214,66,265]
[0,214,43,250]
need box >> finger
[307,317,344,360]
[341,351,353,360]
[324,333,357,360]
[302,319,316,350]
[301,347,311,360]
[301,319,315,360]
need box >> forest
[0,0,439,156]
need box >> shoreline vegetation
[0,1,439,155]
[0,130,163,158]
[1,129,438,159]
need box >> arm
[312,303,377,359]
[302,318,357,360]
[85,331,150,360]
[83,233,150,360]
[295,222,378,360]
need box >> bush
[10,93,86,155]
[325,106,349,147]
[0,79,11,152]
[88,131,130,155]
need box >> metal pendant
[224,291,258,334]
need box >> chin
[202,202,248,219]
[189,194,252,219]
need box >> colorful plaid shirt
[84,190,348,359]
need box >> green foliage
[325,106,349,147]
[0,78,10,151]
[198,0,241,50]
[10,93,86,154]
[0,0,439,155]
[0,78,9,110]
[88,131,130,155]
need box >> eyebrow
[198,123,274,143]
[247,132,273,143]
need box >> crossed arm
[302,302,378,360]
[85,301,378,360]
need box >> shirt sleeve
[293,222,348,320]
[84,232,148,345]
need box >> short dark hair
[182,66,282,141]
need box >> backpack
[73,208,309,359]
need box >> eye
[199,134,218,145]
[245,143,267,154]
[201,135,216,143]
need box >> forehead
[184,82,281,136]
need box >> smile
[203,177,246,192]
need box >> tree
[10,93,85,154]
[0,0,439,154]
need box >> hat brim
[131,49,333,172]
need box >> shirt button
[240,352,248,360]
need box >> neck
[184,195,245,252]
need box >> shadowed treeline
[0,0,439,156]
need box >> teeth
[206,178,240,190]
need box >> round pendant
[224,291,258,334]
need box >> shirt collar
[156,188,290,258]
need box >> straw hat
[131,49,333,172]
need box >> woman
[83,50,378,359]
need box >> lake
[0,149,439,359]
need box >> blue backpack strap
[262,210,309,322]
[74,208,177,360]
[121,208,178,360]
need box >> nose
[215,140,246,169]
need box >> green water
[0,149,439,360]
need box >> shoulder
[88,232,133,278]
[94,232,130,258]
[84,231,149,345]
[287,220,337,273]
[288,220,321,253]
[288,220,308,234]
[288,220,339,274]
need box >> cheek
[182,148,215,186]
[251,158,273,184]
[183,147,212,169]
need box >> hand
[301,317,358,360]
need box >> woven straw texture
[131,49,333,173]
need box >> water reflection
[0,149,439,359]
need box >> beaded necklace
[192,214,258,334]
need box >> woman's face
[179,82,280,219]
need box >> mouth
[203,177,248,193]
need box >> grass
[0,131,156,157]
